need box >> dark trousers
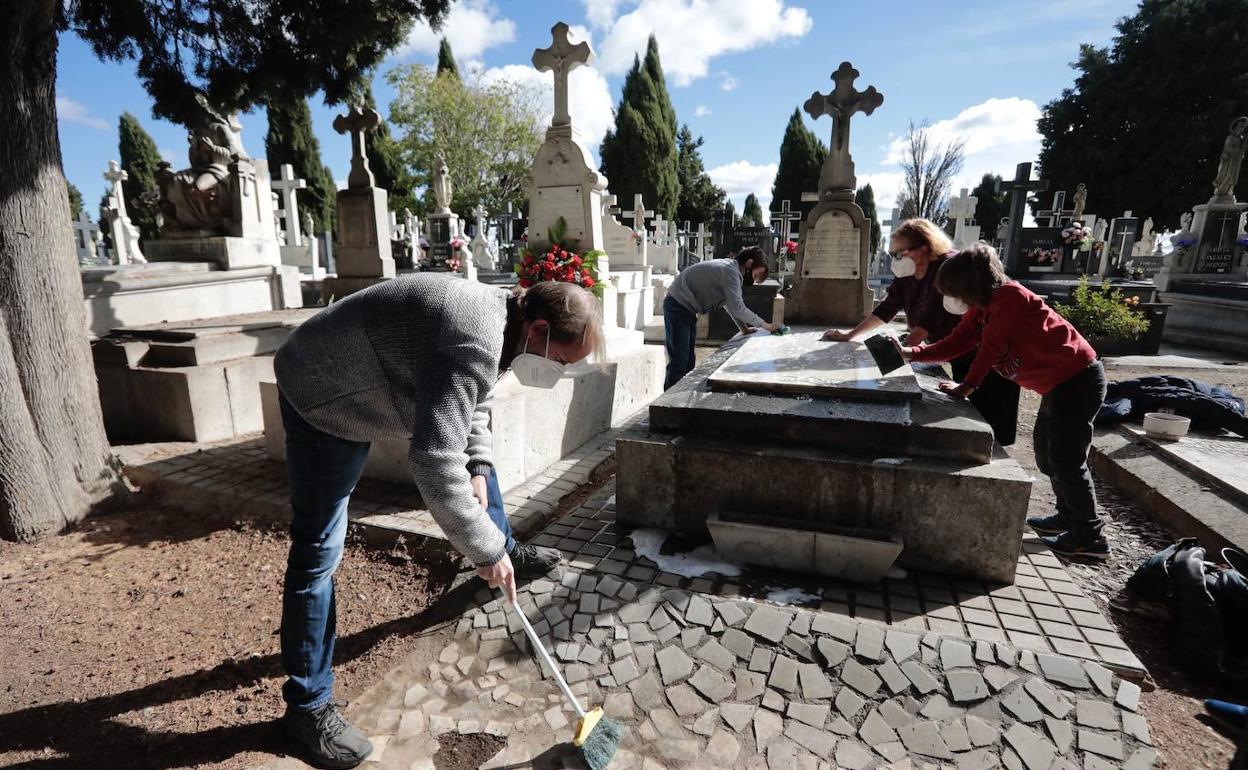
[278,394,513,710]
[663,295,698,390]
[951,354,1022,446]
[1033,361,1108,539]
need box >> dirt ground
[0,499,459,770]
[1008,362,1248,770]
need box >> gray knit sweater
[274,275,511,567]
[666,258,766,328]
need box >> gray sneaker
[510,542,562,577]
[281,701,373,769]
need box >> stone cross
[651,213,668,245]
[624,193,653,231]
[102,159,145,264]
[332,105,381,189]
[803,61,883,194]
[532,22,593,128]
[1037,190,1076,227]
[882,206,902,233]
[601,194,619,219]
[72,209,100,262]
[996,162,1049,274]
[771,199,802,241]
[494,202,519,246]
[272,163,308,246]
[948,188,979,248]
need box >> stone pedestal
[785,201,873,325]
[335,187,394,279]
[528,124,606,251]
[614,333,1033,583]
[146,235,280,269]
[1155,199,1248,290]
[425,212,462,270]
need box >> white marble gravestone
[706,331,921,401]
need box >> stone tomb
[615,333,1033,583]
[707,331,921,401]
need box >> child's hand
[891,338,914,360]
[938,381,975,400]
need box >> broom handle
[507,595,588,720]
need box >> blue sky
[55,0,1138,220]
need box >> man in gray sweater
[663,245,781,388]
[273,275,602,768]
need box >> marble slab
[706,331,922,401]
[1121,424,1248,507]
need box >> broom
[505,593,624,769]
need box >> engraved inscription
[533,185,586,243]
[802,210,860,279]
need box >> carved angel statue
[432,154,453,213]
[1213,116,1248,198]
[1071,183,1087,220]
[156,94,249,232]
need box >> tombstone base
[320,276,390,303]
[783,277,873,325]
[145,235,280,270]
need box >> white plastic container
[1143,412,1191,441]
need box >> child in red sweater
[897,244,1109,559]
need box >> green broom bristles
[578,713,624,770]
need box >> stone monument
[996,162,1049,276]
[786,62,882,325]
[1156,116,1248,289]
[526,22,608,253]
[1071,182,1088,221]
[322,105,395,300]
[272,164,321,277]
[102,160,145,264]
[146,95,280,268]
[424,154,461,271]
[72,209,103,265]
[948,187,979,248]
[469,205,497,271]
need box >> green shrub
[1053,277,1150,340]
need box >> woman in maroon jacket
[898,243,1109,560]
[822,218,1020,445]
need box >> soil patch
[1008,362,1248,769]
[0,498,457,770]
[431,731,507,770]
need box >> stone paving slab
[266,536,1158,770]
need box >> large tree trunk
[0,0,125,541]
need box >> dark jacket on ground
[1097,376,1248,437]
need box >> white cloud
[397,0,516,60]
[694,104,711,117]
[856,171,907,218]
[708,160,777,214]
[876,97,1043,222]
[56,97,109,131]
[158,147,178,165]
[718,72,740,92]
[597,0,813,86]
[584,0,623,28]
[480,60,616,152]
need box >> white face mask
[890,256,917,278]
[943,295,970,315]
[511,328,566,389]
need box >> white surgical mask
[511,329,566,389]
[943,295,970,315]
[890,256,917,278]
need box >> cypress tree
[117,112,163,241]
[264,96,337,233]
[675,125,726,224]
[770,107,826,220]
[361,82,412,211]
[67,181,83,219]
[436,38,459,79]
[971,173,1006,241]
[854,184,881,255]
[742,193,764,227]
[600,36,679,220]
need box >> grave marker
[996,163,1049,276]
[323,105,394,298]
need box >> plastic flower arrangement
[1062,222,1091,246]
[783,240,799,256]
[514,216,604,297]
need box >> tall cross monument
[996,162,1049,277]
[803,61,884,201]
[322,104,394,299]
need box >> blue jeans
[278,394,513,711]
[663,295,698,390]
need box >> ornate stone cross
[532,22,593,128]
[1038,190,1076,227]
[72,209,100,261]
[771,199,802,240]
[803,61,883,195]
[272,163,308,246]
[333,105,381,189]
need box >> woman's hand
[477,553,517,603]
[938,381,975,400]
[470,475,489,510]
[822,329,851,342]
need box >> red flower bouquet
[514,217,603,297]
